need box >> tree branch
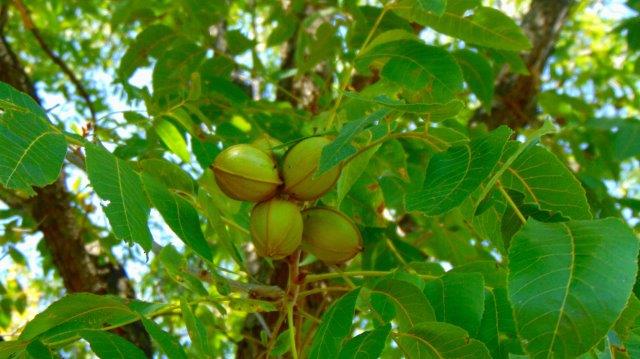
[12,0,98,124]
[474,0,576,130]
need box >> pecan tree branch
[12,0,98,124]
[474,0,576,130]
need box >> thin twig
[304,270,438,284]
[298,286,351,298]
[287,302,298,359]
[12,0,98,124]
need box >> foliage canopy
[1,0,640,358]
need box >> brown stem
[474,0,576,129]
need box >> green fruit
[250,198,303,259]
[282,137,340,201]
[301,207,362,264]
[251,134,282,157]
[212,144,282,202]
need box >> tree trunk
[475,0,576,129]
[0,5,152,355]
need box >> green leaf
[396,322,491,358]
[477,288,521,359]
[423,272,485,335]
[267,15,298,46]
[614,294,640,340]
[271,329,291,356]
[0,82,67,196]
[538,91,593,121]
[181,299,210,355]
[318,109,390,175]
[142,174,212,261]
[508,218,639,358]
[19,293,137,341]
[449,260,507,288]
[138,158,195,194]
[613,120,640,160]
[370,278,435,331]
[152,42,206,100]
[118,24,176,80]
[25,340,52,359]
[155,119,191,162]
[393,0,447,20]
[158,245,208,296]
[361,30,418,54]
[0,340,27,358]
[501,145,592,220]
[337,144,381,205]
[474,120,557,210]
[167,107,201,136]
[418,7,531,51]
[296,22,340,74]
[445,0,481,14]
[406,126,511,215]
[356,40,463,101]
[8,246,26,266]
[501,189,571,245]
[85,143,153,251]
[453,49,494,111]
[489,49,530,75]
[338,324,391,359]
[141,317,187,359]
[82,330,147,359]
[343,92,464,120]
[225,30,255,55]
[308,289,361,359]
[198,189,248,271]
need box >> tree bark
[475,0,576,129]
[0,5,152,355]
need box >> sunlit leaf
[155,119,191,162]
[318,109,391,175]
[19,294,137,342]
[418,7,532,51]
[394,0,446,19]
[508,218,639,358]
[85,143,153,250]
[141,317,187,359]
[501,145,592,220]
[406,126,511,215]
[338,324,391,359]
[356,40,463,101]
[0,82,66,195]
[453,49,495,111]
[423,272,485,335]
[118,24,176,80]
[82,330,147,359]
[370,278,435,331]
[181,299,210,355]
[396,321,491,358]
[308,289,361,359]
[142,174,212,261]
